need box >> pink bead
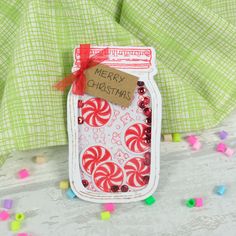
[17,234,29,236]
[103,203,116,212]
[224,147,234,157]
[216,143,227,153]
[0,210,10,221]
[195,198,203,207]
[18,169,30,179]
[192,141,202,150]
[187,135,198,145]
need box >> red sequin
[144,152,151,158]
[143,97,150,105]
[143,176,150,184]
[138,101,146,109]
[78,116,84,124]
[82,179,89,187]
[111,185,119,192]
[143,107,152,117]
[138,87,146,95]
[121,185,129,192]
[144,127,151,134]
[145,117,152,125]
[77,99,84,108]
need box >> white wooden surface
[1,110,236,236]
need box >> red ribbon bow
[53,44,109,95]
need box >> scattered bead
[34,155,46,164]
[219,130,228,140]
[145,195,156,205]
[192,141,202,150]
[15,213,25,222]
[143,175,150,184]
[145,117,151,125]
[121,185,129,192]
[17,169,30,179]
[173,133,181,142]
[17,233,28,236]
[186,198,196,208]
[163,134,172,142]
[11,220,21,232]
[78,116,84,124]
[186,135,198,145]
[195,198,203,207]
[137,81,145,86]
[143,97,150,105]
[143,107,152,117]
[3,199,13,209]
[216,143,226,153]
[66,188,76,199]
[77,99,84,108]
[111,185,119,192]
[215,185,226,196]
[59,180,69,190]
[103,203,116,212]
[0,210,10,221]
[82,179,89,187]
[138,101,146,109]
[100,211,110,220]
[138,87,146,95]
[224,147,234,157]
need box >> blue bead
[216,185,226,195]
[66,188,76,199]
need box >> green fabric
[0,0,235,166]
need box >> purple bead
[138,87,146,95]
[219,130,228,140]
[3,199,13,209]
[137,81,145,86]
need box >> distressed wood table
[1,110,236,236]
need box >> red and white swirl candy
[124,123,150,153]
[82,98,111,127]
[81,145,111,175]
[93,161,124,192]
[124,157,150,188]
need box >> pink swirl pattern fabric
[82,98,111,127]
[81,145,111,175]
[124,157,150,188]
[93,161,124,192]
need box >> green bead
[145,195,156,205]
[15,213,25,222]
[100,211,110,220]
[10,220,21,232]
[173,133,182,142]
[186,198,196,208]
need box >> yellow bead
[59,180,69,190]
[100,211,110,220]
[15,213,25,222]
[173,133,182,142]
[11,221,21,232]
[163,134,172,142]
[34,155,47,164]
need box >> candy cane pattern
[93,161,124,192]
[82,98,111,127]
[81,145,111,175]
[124,123,150,153]
[124,157,150,188]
